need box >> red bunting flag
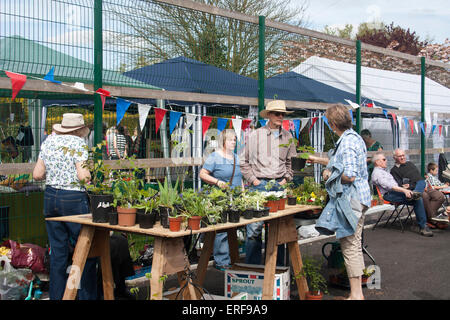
[439,125,443,136]
[366,103,373,108]
[154,108,167,134]
[282,120,290,131]
[389,112,397,125]
[408,119,415,134]
[96,88,110,110]
[242,119,252,131]
[5,71,27,100]
[202,116,213,138]
[309,117,318,132]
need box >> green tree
[106,0,309,78]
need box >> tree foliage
[106,0,309,78]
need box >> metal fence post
[355,40,361,133]
[421,56,426,176]
[258,15,265,117]
[94,0,103,146]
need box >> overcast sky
[293,0,449,43]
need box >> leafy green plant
[294,257,328,294]
[157,177,180,210]
[293,177,327,207]
[111,157,144,208]
[135,187,159,213]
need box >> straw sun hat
[52,113,90,137]
[259,100,293,119]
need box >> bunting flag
[300,118,309,132]
[96,88,111,110]
[138,104,152,131]
[282,120,290,131]
[43,67,61,84]
[154,108,167,134]
[420,122,426,135]
[231,118,242,141]
[185,113,197,129]
[382,109,388,118]
[431,124,436,135]
[5,71,27,100]
[366,103,373,108]
[446,126,448,136]
[404,118,409,132]
[408,119,414,134]
[398,116,403,131]
[439,125,443,136]
[169,111,183,134]
[289,120,295,134]
[72,82,89,92]
[344,99,360,109]
[322,115,332,131]
[259,119,267,127]
[292,119,300,139]
[389,112,397,125]
[309,117,318,132]
[349,109,354,124]
[414,121,419,135]
[217,118,228,133]
[242,119,252,131]
[116,98,131,125]
[202,116,213,138]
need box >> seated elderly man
[391,148,447,226]
[371,152,433,237]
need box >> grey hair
[372,152,385,164]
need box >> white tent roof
[292,56,450,114]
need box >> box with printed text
[224,263,290,300]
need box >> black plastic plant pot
[109,211,118,225]
[89,194,113,223]
[139,211,157,229]
[220,211,228,223]
[261,207,270,217]
[253,209,263,218]
[228,210,240,223]
[287,196,297,205]
[291,157,306,171]
[243,209,253,219]
[159,206,171,228]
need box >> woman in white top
[33,113,97,300]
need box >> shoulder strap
[229,154,236,185]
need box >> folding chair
[372,185,414,232]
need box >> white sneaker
[432,213,449,223]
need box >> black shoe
[420,226,433,237]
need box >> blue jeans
[44,186,98,300]
[383,180,427,229]
[246,179,285,265]
[213,232,231,267]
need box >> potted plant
[135,188,159,229]
[157,177,180,229]
[207,187,228,223]
[295,257,328,300]
[62,141,114,223]
[111,159,144,227]
[284,182,297,205]
[263,192,279,213]
[180,188,203,230]
[249,191,269,218]
[280,139,315,171]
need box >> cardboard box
[225,263,290,300]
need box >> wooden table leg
[63,225,95,300]
[262,220,279,300]
[150,237,165,300]
[91,229,114,300]
[195,231,215,287]
[227,228,239,265]
[288,241,308,300]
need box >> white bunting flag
[138,104,152,131]
[414,121,419,135]
[446,125,449,136]
[185,113,197,129]
[344,99,360,109]
[300,118,309,132]
[232,118,242,141]
[397,116,403,131]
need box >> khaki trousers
[340,202,368,278]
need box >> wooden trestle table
[46,204,321,300]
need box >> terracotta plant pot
[305,290,323,300]
[187,216,202,230]
[278,198,286,210]
[117,207,137,227]
[169,216,182,232]
[265,200,278,213]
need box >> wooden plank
[63,225,95,300]
[163,238,190,274]
[262,219,279,300]
[288,241,308,300]
[96,229,115,300]
[276,216,298,245]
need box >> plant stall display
[280,138,316,171]
[293,177,327,215]
[180,188,204,230]
[294,257,328,300]
[247,191,270,217]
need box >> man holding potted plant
[240,100,297,266]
